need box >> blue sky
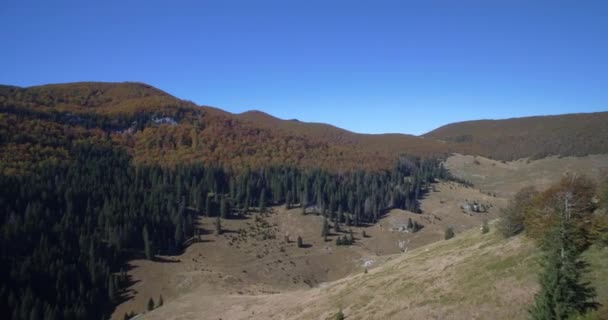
[1,0,607,135]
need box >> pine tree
[444,226,455,240]
[143,225,153,260]
[321,218,329,238]
[530,208,598,319]
[220,196,228,219]
[215,215,222,235]
[259,190,266,213]
[147,298,155,311]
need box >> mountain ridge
[1,81,607,174]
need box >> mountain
[0,82,446,175]
[423,112,608,160]
[1,81,607,176]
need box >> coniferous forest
[0,138,448,320]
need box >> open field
[142,225,608,320]
[445,153,608,197]
[112,181,503,319]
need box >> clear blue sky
[1,0,607,135]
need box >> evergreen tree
[205,196,211,217]
[259,190,266,213]
[143,225,153,260]
[220,196,228,219]
[215,215,222,235]
[321,218,329,238]
[444,226,455,240]
[530,211,598,319]
[147,298,155,311]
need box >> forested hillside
[0,136,448,319]
[423,112,608,160]
[0,82,447,174]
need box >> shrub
[444,226,455,240]
[497,186,537,238]
[334,309,345,320]
[481,220,490,234]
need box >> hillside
[445,153,608,197]
[112,181,505,318]
[423,112,608,160]
[2,82,607,175]
[142,225,608,320]
[0,82,447,174]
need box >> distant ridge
[1,81,606,175]
[423,112,608,160]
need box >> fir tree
[321,218,329,238]
[530,207,598,319]
[147,298,155,311]
[444,226,455,240]
[143,225,153,260]
[259,190,266,213]
[215,215,222,235]
[220,196,228,219]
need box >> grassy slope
[144,225,608,320]
[444,153,608,197]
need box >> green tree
[321,218,329,238]
[334,309,345,320]
[259,190,266,213]
[143,225,153,260]
[220,196,228,219]
[147,298,155,311]
[530,210,598,319]
[215,215,222,235]
[444,226,455,240]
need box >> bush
[497,186,537,238]
[481,220,490,234]
[444,226,455,240]
[334,309,345,320]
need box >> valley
[1,82,607,320]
